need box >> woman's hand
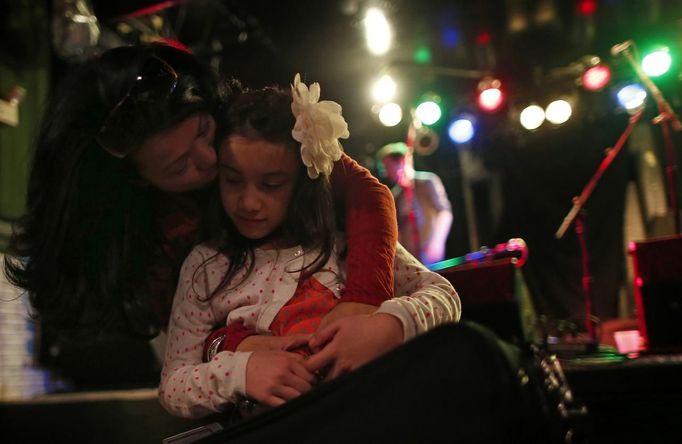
[305,313,404,381]
[245,350,317,407]
[237,333,311,352]
[318,302,378,330]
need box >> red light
[578,0,597,16]
[477,77,505,112]
[582,64,611,91]
[477,88,504,112]
[475,30,491,46]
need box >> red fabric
[203,277,337,360]
[330,154,397,305]
[202,321,255,361]
[270,277,339,357]
[221,322,256,352]
[270,277,339,336]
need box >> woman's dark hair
[204,84,336,297]
[3,42,219,339]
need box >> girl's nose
[239,186,262,212]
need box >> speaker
[628,234,682,352]
[436,258,535,344]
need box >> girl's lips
[237,216,265,224]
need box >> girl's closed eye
[262,181,285,189]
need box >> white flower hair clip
[291,73,350,179]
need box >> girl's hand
[305,313,404,381]
[245,350,317,407]
[318,302,377,330]
[237,333,311,352]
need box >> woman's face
[218,135,299,245]
[130,113,218,192]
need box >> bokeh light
[545,100,573,125]
[415,100,442,125]
[378,102,403,127]
[448,117,475,144]
[519,105,545,130]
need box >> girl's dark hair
[3,42,219,339]
[204,84,336,297]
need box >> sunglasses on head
[96,55,178,158]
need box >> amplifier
[436,258,536,344]
[628,234,682,352]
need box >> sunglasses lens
[97,56,178,158]
[130,57,178,103]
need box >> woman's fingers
[308,322,340,351]
[282,333,313,351]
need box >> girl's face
[130,113,218,192]
[218,135,299,246]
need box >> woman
[3,42,398,341]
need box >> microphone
[611,40,633,56]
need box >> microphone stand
[619,45,682,234]
[556,109,644,346]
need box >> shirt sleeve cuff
[375,300,416,342]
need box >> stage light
[577,0,597,16]
[545,100,572,125]
[582,64,611,91]
[415,99,442,125]
[414,46,432,64]
[641,48,672,77]
[519,104,545,130]
[616,84,647,112]
[371,74,397,103]
[378,102,403,127]
[441,27,460,48]
[448,116,475,144]
[475,30,492,46]
[477,77,505,112]
[364,8,391,55]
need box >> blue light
[616,84,647,112]
[448,117,475,144]
[441,27,460,48]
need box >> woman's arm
[305,243,460,379]
[329,154,397,305]
[375,243,461,341]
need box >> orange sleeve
[330,153,397,305]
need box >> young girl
[159,76,461,418]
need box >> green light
[427,256,465,271]
[415,100,442,125]
[642,48,672,77]
[414,46,431,64]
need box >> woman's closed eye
[168,158,189,175]
[222,175,243,185]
